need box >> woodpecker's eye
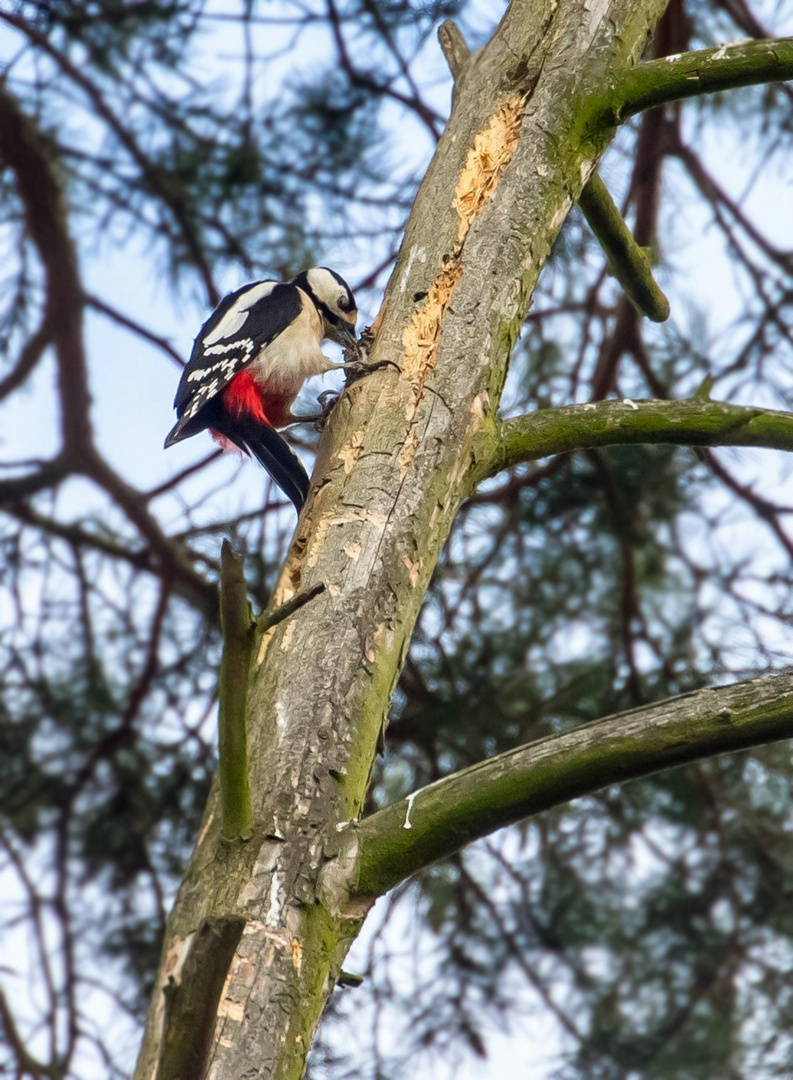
[338,293,353,313]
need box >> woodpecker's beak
[334,321,358,350]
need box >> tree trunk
[134,2,671,1078]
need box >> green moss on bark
[350,676,793,900]
[277,902,364,1080]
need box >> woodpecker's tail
[213,414,310,512]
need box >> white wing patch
[180,344,255,421]
[202,309,248,344]
[185,347,252,381]
[202,281,277,346]
[203,341,254,358]
[181,378,221,420]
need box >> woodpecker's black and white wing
[164,280,304,446]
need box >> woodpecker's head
[293,267,358,349]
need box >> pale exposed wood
[133,4,711,1079]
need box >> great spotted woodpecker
[164,267,358,511]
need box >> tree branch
[84,451,219,620]
[438,19,471,82]
[0,83,92,457]
[590,38,793,128]
[218,541,254,842]
[0,11,219,304]
[478,398,793,483]
[258,582,325,634]
[156,916,245,1080]
[578,172,670,322]
[0,457,71,501]
[84,292,185,368]
[6,499,152,569]
[0,317,53,402]
[346,673,793,902]
[0,987,56,1079]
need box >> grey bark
[133,3,689,1078]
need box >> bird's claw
[312,390,342,430]
[344,358,401,386]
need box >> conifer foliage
[1,1,793,1078]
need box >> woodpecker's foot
[298,390,342,431]
[290,391,342,426]
[318,389,341,410]
[343,358,401,386]
[343,336,367,366]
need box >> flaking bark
[134,5,793,1079]
[157,917,245,1080]
[218,542,254,842]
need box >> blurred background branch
[0,0,793,1077]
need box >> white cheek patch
[305,267,335,300]
[305,269,352,317]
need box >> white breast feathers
[250,293,332,393]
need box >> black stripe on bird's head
[293,267,358,348]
